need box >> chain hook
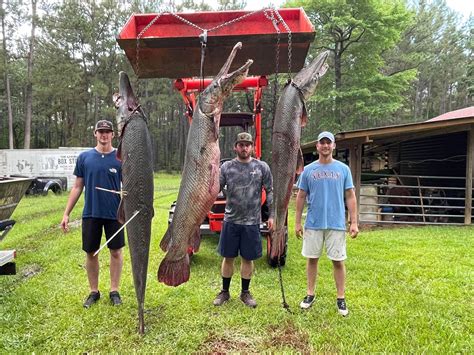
[199,30,208,92]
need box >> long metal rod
[362,173,465,180]
[361,183,465,190]
[416,177,426,222]
[360,220,466,225]
[93,210,140,256]
[359,194,465,200]
[360,211,464,218]
[360,203,465,209]
[95,186,128,196]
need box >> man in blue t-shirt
[295,131,358,316]
[61,120,124,308]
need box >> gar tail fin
[138,302,145,335]
[157,253,190,287]
[270,229,287,258]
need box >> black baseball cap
[94,120,114,132]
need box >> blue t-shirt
[74,148,122,219]
[297,160,354,231]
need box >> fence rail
[358,173,469,225]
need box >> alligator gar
[270,51,329,258]
[158,42,253,286]
[114,71,154,334]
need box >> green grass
[1,173,473,352]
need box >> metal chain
[170,10,261,34]
[133,8,291,78]
[263,7,294,312]
[273,8,292,79]
[278,261,292,312]
[264,9,280,130]
[134,13,164,94]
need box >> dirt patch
[199,330,260,353]
[21,263,42,280]
[264,320,311,353]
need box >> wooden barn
[301,106,474,225]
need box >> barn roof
[426,106,474,122]
[302,106,474,152]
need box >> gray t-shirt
[220,158,273,225]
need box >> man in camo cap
[213,132,274,308]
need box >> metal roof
[426,106,474,122]
[302,106,474,152]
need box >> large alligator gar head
[199,42,253,118]
[292,50,330,101]
[113,71,142,135]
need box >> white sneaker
[300,295,315,309]
[337,298,349,316]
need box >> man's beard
[237,151,250,160]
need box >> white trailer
[0,148,89,190]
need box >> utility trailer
[25,176,67,196]
[117,7,315,266]
[0,176,33,275]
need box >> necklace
[97,147,112,158]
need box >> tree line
[0,0,472,170]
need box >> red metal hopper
[117,8,315,78]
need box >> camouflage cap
[95,120,114,132]
[235,132,253,145]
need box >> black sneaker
[213,290,230,306]
[109,291,122,306]
[83,291,100,308]
[239,291,257,308]
[337,298,349,316]
[300,295,315,309]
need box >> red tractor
[117,8,315,266]
[171,75,287,266]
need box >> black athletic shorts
[82,218,125,253]
[217,221,262,260]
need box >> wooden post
[348,144,362,222]
[417,177,426,223]
[464,127,473,224]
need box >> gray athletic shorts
[301,229,346,261]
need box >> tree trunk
[334,47,343,126]
[1,0,14,148]
[23,0,37,149]
[6,76,13,149]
